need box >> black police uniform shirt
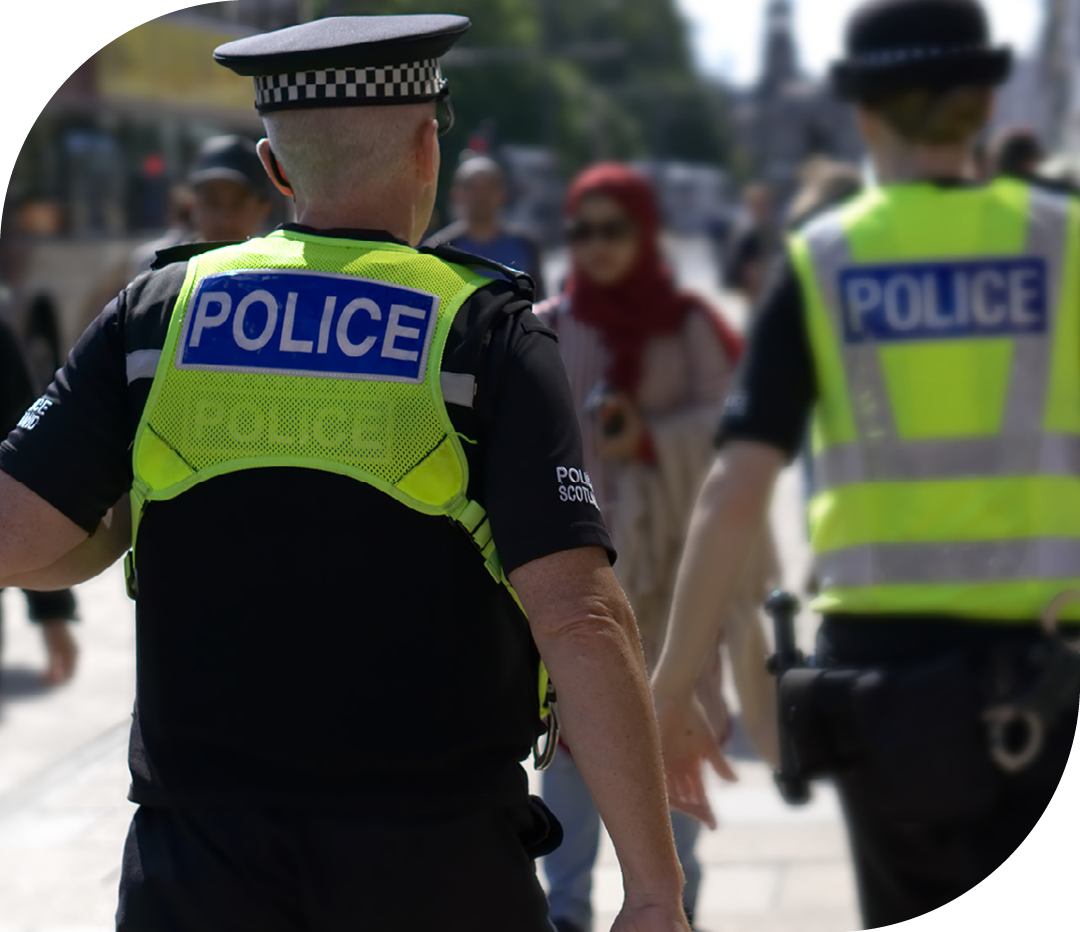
[0,227,613,809]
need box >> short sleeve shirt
[0,227,611,808]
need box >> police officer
[0,17,689,932]
[651,0,1080,927]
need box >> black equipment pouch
[779,654,1005,822]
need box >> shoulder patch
[420,242,536,302]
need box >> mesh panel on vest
[139,232,483,500]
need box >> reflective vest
[127,229,557,761]
[791,178,1080,621]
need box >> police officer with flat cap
[652,0,1080,927]
[0,16,689,932]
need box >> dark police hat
[214,14,470,114]
[830,0,1012,101]
[188,135,270,198]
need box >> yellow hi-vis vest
[128,229,557,763]
[791,178,1080,621]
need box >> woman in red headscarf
[536,164,778,932]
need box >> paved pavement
[0,239,860,931]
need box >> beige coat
[538,297,780,766]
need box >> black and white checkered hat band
[851,44,987,68]
[255,59,446,110]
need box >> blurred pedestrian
[536,163,778,932]
[989,126,1044,181]
[653,0,1080,928]
[0,317,77,690]
[0,16,690,932]
[425,155,546,297]
[128,136,273,279]
[723,182,778,307]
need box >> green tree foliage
[315,0,734,176]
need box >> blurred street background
[2,1,1079,930]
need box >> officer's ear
[256,139,295,198]
[416,117,440,187]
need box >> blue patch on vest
[839,259,1048,345]
[177,270,440,383]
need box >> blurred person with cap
[722,182,778,309]
[652,0,1080,927]
[0,14,689,932]
[424,154,546,298]
[128,135,274,279]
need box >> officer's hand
[611,902,691,932]
[41,619,78,686]
[654,694,737,831]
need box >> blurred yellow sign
[97,19,255,114]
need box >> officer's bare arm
[510,546,686,921]
[0,471,125,589]
[650,440,784,823]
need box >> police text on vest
[839,259,1048,344]
[177,270,440,383]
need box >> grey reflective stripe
[1003,186,1066,432]
[126,350,162,383]
[818,538,1080,589]
[440,372,476,408]
[816,433,1080,485]
[804,189,1073,491]
[804,213,897,443]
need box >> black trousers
[818,617,1079,930]
[116,796,557,932]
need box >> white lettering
[923,272,952,329]
[845,277,882,334]
[953,270,971,326]
[233,291,278,351]
[317,296,336,354]
[336,298,380,357]
[883,274,921,331]
[1009,268,1041,326]
[971,269,1008,326]
[190,292,232,347]
[556,467,569,483]
[279,292,314,353]
[382,305,427,362]
[568,467,582,484]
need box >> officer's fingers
[705,742,739,783]
[670,782,717,831]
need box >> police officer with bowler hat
[652,0,1080,927]
[0,15,689,932]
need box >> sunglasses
[437,96,456,137]
[567,218,635,244]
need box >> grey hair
[262,104,433,204]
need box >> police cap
[830,0,1012,101]
[214,14,470,114]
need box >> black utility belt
[764,592,1080,821]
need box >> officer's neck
[870,141,974,185]
[292,197,424,247]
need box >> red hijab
[565,163,741,394]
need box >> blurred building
[993,0,1074,153]
[2,7,292,387]
[733,0,861,204]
